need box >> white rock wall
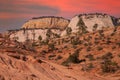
[82,15,114,32]
[9,29,61,42]
[61,14,115,36]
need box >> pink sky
[0,0,120,32]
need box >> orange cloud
[35,0,120,17]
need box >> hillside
[0,26,120,80]
[0,13,120,80]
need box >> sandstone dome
[61,13,117,36]
[22,16,70,30]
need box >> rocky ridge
[61,13,119,36]
[22,16,70,30]
[8,13,120,42]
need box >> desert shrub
[48,43,55,50]
[116,42,120,47]
[77,18,88,34]
[88,63,94,69]
[48,54,56,60]
[64,45,68,48]
[101,52,113,60]
[41,50,47,54]
[85,54,95,61]
[62,49,80,66]
[101,60,119,73]
[46,29,52,38]
[93,24,98,31]
[81,63,94,71]
[48,54,56,58]
[71,38,81,45]
[66,27,72,35]
[106,38,111,44]
[97,46,103,51]
[86,47,91,52]
[41,39,49,45]
[56,55,63,60]
[54,33,60,38]
[38,35,42,41]
[100,52,119,73]
[94,40,99,45]
[24,39,36,52]
[118,53,120,57]
[32,42,38,46]
[84,43,89,46]
[112,46,116,49]
[72,45,77,49]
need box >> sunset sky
[0,0,120,32]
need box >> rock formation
[22,16,70,30]
[8,13,120,42]
[9,29,61,42]
[9,16,69,42]
[61,13,118,36]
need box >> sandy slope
[0,53,91,80]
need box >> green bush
[66,27,72,35]
[97,46,103,51]
[85,54,95,61]
[48,43,55,51]
[62,49,80,66]
[56,55,63,60]
[101,52,113,60]
[101,60,119,73]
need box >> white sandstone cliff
[9,16,69,42]
[61,13,115,36]
[22,16,69,30]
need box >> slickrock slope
[22,16,70,30]
[0,51,90,80]
[1,26,120,80]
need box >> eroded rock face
[8,14,119,42]
[22,16,70,30]
[9,28,61,42]
[61,13,117,36]
[9,16,69,42]
[0,53,88,80]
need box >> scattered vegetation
[55,55,63,60]
[85,54,95,61]
[97,46,103,51]
[93,24,98,31]
[62,49,80,66]
[101,52,119,73]
[48,43,55,51]
[101,59,119,73]
[66,27,72,35]
[77,18,88,34]
[48,54,56,60]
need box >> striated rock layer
[9,16,69,42]
[22,16,70,30]
[0,53,89,80]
